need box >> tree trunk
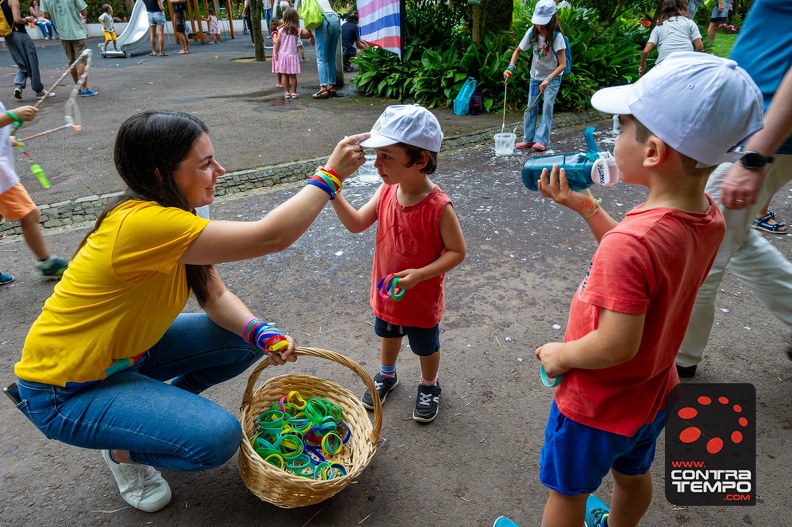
[472,0,514,43]
[251,0,265,62]
[484,0,512,32]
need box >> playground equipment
[166,0,235,45]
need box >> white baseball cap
[532,0,557,25]
[591,52,764,167]
[359,104,444,153]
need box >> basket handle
[240,347,382,446]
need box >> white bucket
[494,132,517,157]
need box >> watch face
[741,152,771,169]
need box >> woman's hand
[325,133,370,181]
[538,165,596,212]
[268,335,297,365]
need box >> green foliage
[83,0,129,21]
[351,3,649,113]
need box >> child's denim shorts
[374,317,440,357]
[539,400,668,495]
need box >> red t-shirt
[555,196,725,436]
[370,184,451,328]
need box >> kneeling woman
[12,110,367,513]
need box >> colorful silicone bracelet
[540,365,562,388]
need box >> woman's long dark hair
[531,14,563,45]
[76,110,214,306]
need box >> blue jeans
[14,313,263,472]
[523,76,561,146]
[315,12,341,86]
[687,0,702,18]
[34,19,56,38]
[263,8,272,34]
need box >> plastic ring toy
[540,365,561,388]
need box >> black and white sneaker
[361,372,399,410]
[14,87,22,99]
[413,381,441,423]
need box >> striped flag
[357,0,403,59]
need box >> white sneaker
[101,450,172,512]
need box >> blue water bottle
[521,126,619,191]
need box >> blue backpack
[528,28,572,77]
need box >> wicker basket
[238,346,382,508]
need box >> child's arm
[272,31,280,53]
[535,307,645,378]
[692,37,703,52]
[538,164,618,242]
[394,204,465,290]
[330,186,380,233]
[98,16,106,29]
[503,47,522,81]
[0,106,37,129]
[639,42,654,77]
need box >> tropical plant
[352,3,649,113]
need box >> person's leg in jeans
[676,156,792,369]
[314,16,331,89]
[264,7,272,35]
[323,13,341,90]
[17,313,262,471]
[533,77,560,147]
[521,80,540,144]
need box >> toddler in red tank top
[330,104,466,424]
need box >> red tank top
[370,184,451,328]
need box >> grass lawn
[710,32,738,57]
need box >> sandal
[312,89,329,99]
[326,87,337,98]
[753,210,788,234]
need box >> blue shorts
[147,11,166,26]
[539,401,668,496]
[374,317,440,357]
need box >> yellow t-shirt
[15,200,210,387]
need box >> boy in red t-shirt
[330,104,466,423]
[531,53,763,527]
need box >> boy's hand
[538,165,596,213]
[535,342,569,379]
[326,133,370,181]
[393,268,422,290]
[12,106,38,123]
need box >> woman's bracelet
[578,198,602,219]
[4,110,22,127]
[316,168,342,192]
[306,179,336,200]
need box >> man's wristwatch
[738,151,774,170]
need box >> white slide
[99,0,157,58]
